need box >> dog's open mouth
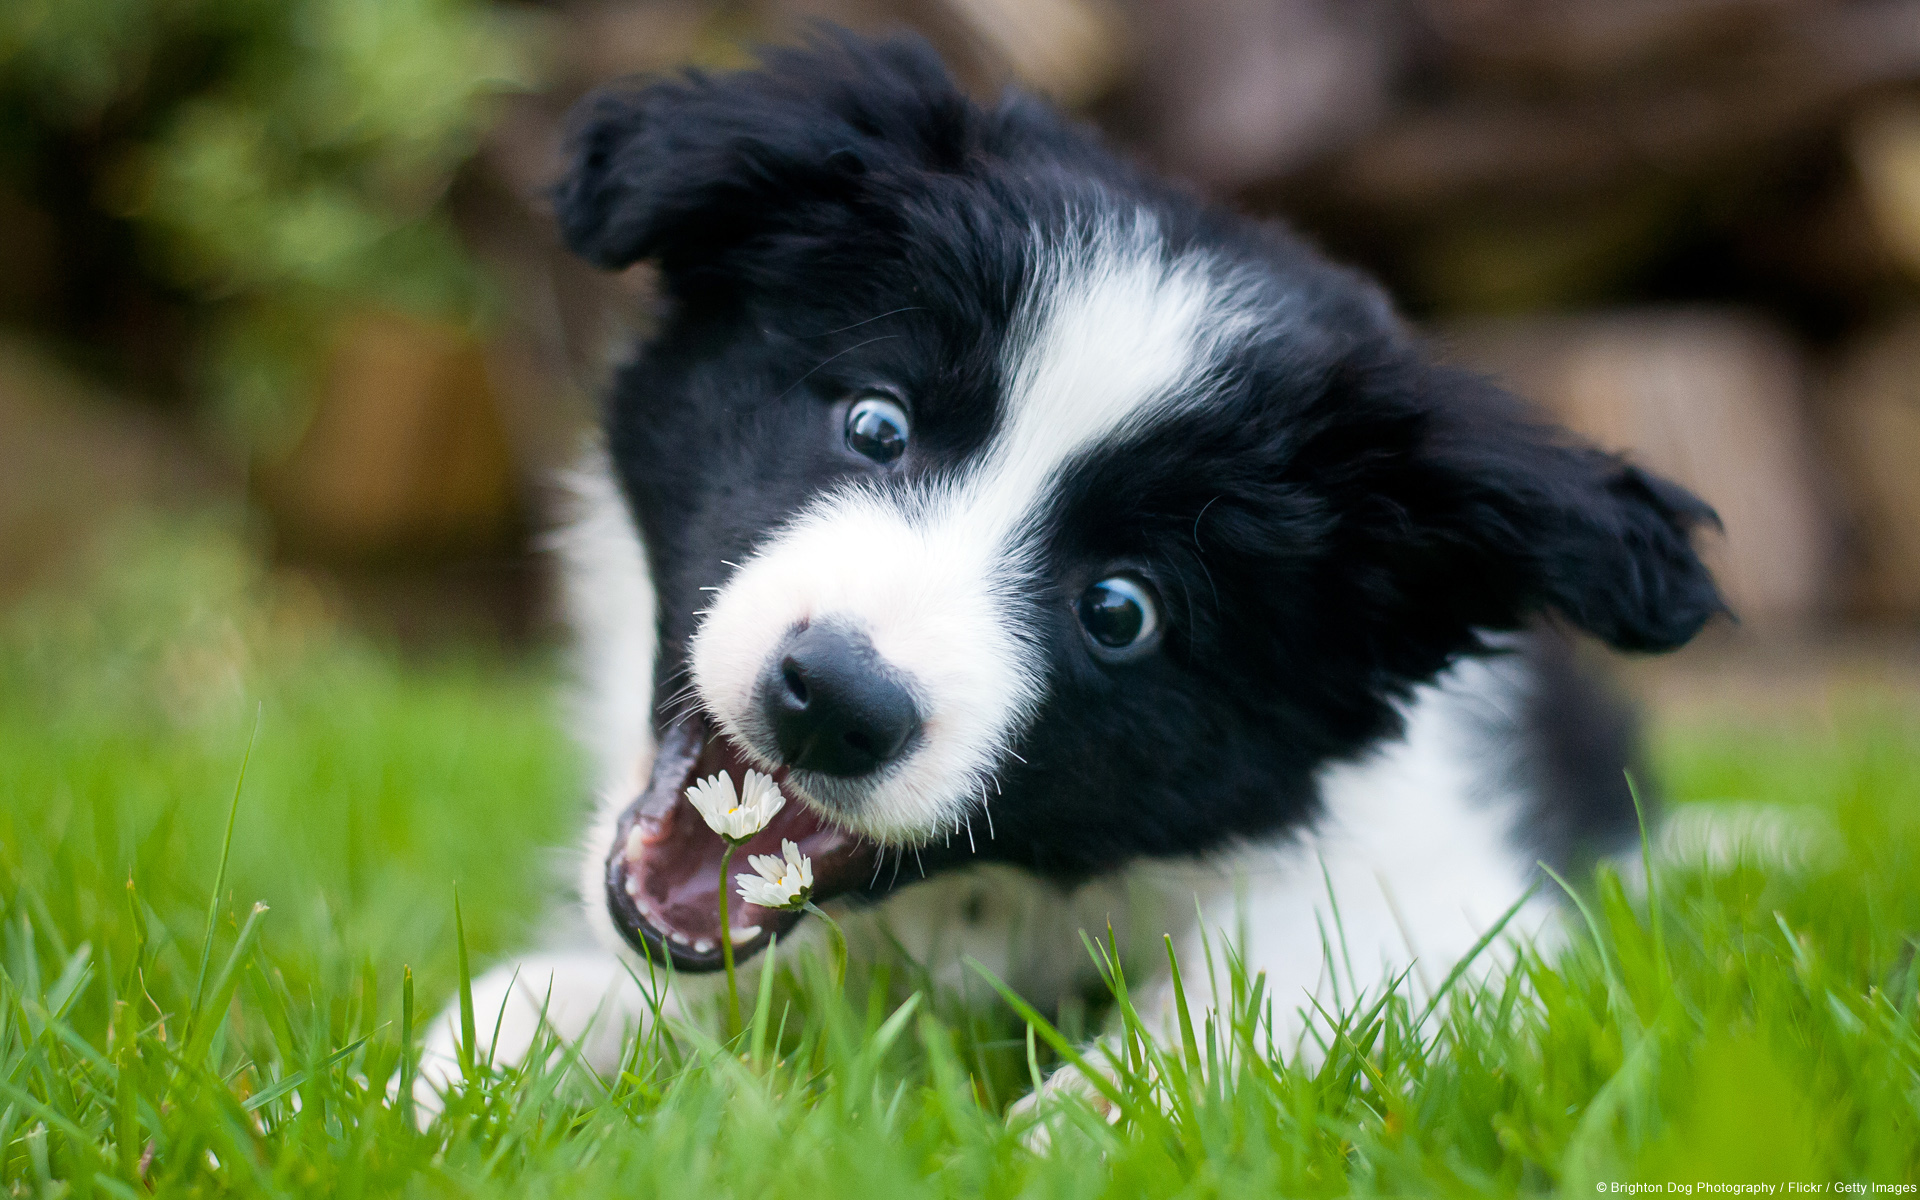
[604,717,878,971]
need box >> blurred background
[5,0,1920,705]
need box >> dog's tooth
[692,938,715,955]
[624,875,642,900]
[637,812,673,846]
[729,924,762,946]
[668,930,691,946]
[623,825,646,861]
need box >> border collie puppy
[424,31,1722,1099]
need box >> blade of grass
[485,964,523,1069]
[241,1035,372,1113]
[1319,853,1361,1004]
[1540,862,1623,1000]
[188,705,261,1037]
[398,965,415,1127]
[966,957,1149,1131]
[1626,772,1671,989]
[1164,934,1203,1096]
[1026,1024,1044,1097]
[184,903,268,1066]
[749,934,780,1067]
[454,884,476,1081]
[864,992,924,1066]
[1414,882,1538,1032]
[113,1036,139,1180]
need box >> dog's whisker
[658,690,708,725]
[773,334,900,403]
[658,681,699,705]
[1192,494,1221,551]
[797,305,927,339]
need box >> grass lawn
[2,516,1918,1196]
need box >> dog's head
[559,33,1724,971]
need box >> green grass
[2,514,1918,1196]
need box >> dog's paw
[1656,801,1837,872]
[403,952,659,1125]
[1007,1057,1127,1152]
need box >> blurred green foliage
[0,0,541,451]
[0,511,579,979]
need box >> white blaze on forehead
[690,213,1258,842]
[970,216,1247,544]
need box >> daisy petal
[734,840,815,911]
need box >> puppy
[422,31,1722,1103]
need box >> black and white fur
[422,33,1721,1100]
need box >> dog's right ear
[554,31,974,276]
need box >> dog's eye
[1078,576,1159,657]
[845,393,909,464]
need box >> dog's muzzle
[604,716,880,972]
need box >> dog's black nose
[763,624,920,777]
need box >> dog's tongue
[604,719,875,971]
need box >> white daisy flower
[735,839,814,910]
[685,769,785,844]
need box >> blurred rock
[1299,0,1920,210]
[264,312,522,561]
[1444,311,1835,628]
[934,0,1127,106]
[1412,0,1814,84]
[1819,314,1920,620]
[1130,0,1398,188]
[1407,185,1683,313]
[0,338,225,599]
[564,0,718,85]
[1851,101,1920,279]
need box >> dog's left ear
[1375,367,1728,653]
[553,31,973,277]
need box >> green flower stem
[718,842,742,1038]
[803,901,847,992]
